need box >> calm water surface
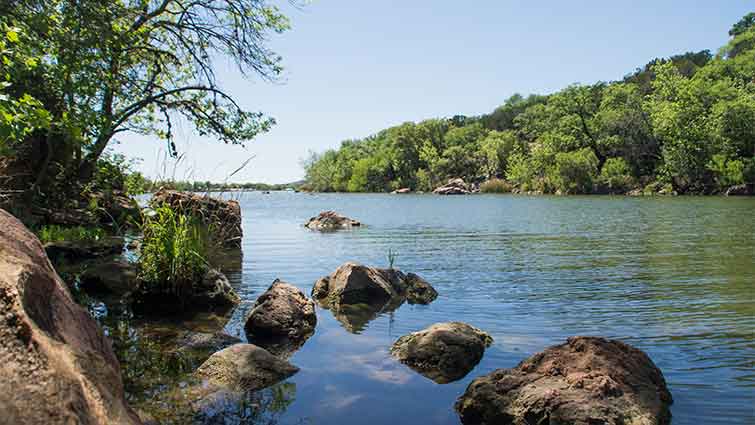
[133,193,755,424]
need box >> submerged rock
[244,279,317,356]
[304,210,361,230]
[79,257,139,296]
[151,189,243,247]
[433,178,471,195]
[391,322,492,384]
[176,331,242,354]
[455,336,673,425]
[0,209,140,424]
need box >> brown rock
[304,210,361,230]
[391,322,492,384]
[79,257,139,296]
[44,236,124,263]
[455,336,673,425]
[194,344,298,392]
[433,178,471,195]
[244,279,317,356]
[0,209,140,424]
[151,189,243,247]
[404,272,439,304]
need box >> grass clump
[480,178,513,193]
[36,225,106,244]
[138,204,208,298]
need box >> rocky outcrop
[131,268,240,315]
[391,322,492,384]
[304,210,361,230]
[392,188,411,194]
[44,236,124,263]
[312,263,438,333]
[455,336,673,425]
[0,209,140,424]
[725,183,754,196]
[151,189,243,247]
[244,279,317,356]
[434,178,471,195]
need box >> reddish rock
[0,209,140,424]
[456,336,672,425]
[304,210,361,230]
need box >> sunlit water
[127,192,755,424]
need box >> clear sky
[113,1,752,184]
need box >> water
[127,193,755,424]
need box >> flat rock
[44,236,124,263]
[455,336,673,425]
[0,209,140,424]
[79,257,139,295]
[391,322,492,383]
[131,268,240,315]
[434,178,471,195]
[194,344,299,392]
[304,210,361,230]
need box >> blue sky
[114,1,752,184]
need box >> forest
[303,14,755,195]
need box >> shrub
[600,157,636,193]
[138,204,208,298]
[707,154,744,189]
[480,178,513,193]
[549,148,599,194]
[36,225,105,244]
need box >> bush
[707,154,744,189]
[549,148,599,194]
[36,225,105,244]
[600,157,636,193]
[480,178,513,193]
[139,204,208,298]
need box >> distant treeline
[124,173,302,194]
[303,14,755,195]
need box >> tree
[2,0,288,190]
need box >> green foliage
[387,248,398,269]
[139,205,208,297]
[600,157,635,193]
[549,148,599,194]
[303,14,754,195]
[36,225,105,244]
[480,178,513,193]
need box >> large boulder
[151,189,243,247]
[391,322,493,384]
[305,210,361,230]
[455,336,673,425]
[434,178,471,195]
[0,209,140,424]
[244,279,317,356]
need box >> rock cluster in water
[455,336,673,425]
[391,322,493,383]
[434,178,473,195]
[304,210,361,230]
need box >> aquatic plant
[387,248,398,269]
[36,225,105,244]
[138,204,208,297]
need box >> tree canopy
[304,14,755,195]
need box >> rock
[455,336,673,425]
[131,268,240,315]
[244,279,317,355]
[392,188,411,194]
[176,331,242,354]
[151,189,243,248]
[312,263,438,333]
[94,190,141,226]
[725,183,754,196]
[404,272,439,304]
[194,344,298,392]
[0,209,140,424]
[44,236,124,263]
[79,257,139,296]
[434,178,471,195]
[304,210,361,230]
[391,322,492,384]
[626,188,643,196]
